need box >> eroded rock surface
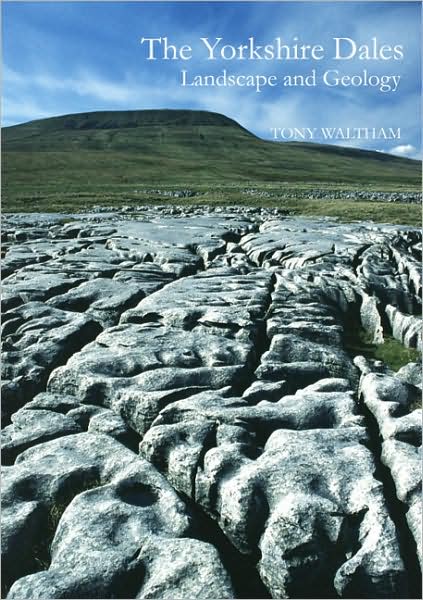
[1,207,421,599]
[358,372,422,567]
[1,303,102,424]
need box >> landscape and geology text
[140,36,405,93]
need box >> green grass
[372,337,421,372]
[2,109,421,220]
[3,186,421,227]
[345,323,421,372]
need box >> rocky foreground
[1,206,422,599]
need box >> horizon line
[4,107,421,162]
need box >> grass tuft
[345,322,421,372]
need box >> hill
[2,109,421,214]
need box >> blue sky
[2,1,421,157]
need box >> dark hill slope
[3,109,421,206]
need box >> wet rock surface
[1,206,421,599]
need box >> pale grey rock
[195,238,227,264]
[12,228,48,241]
[1,238,90,278]
[391,245,422,299]
[396,362,422,390]
[256,333,355,387]
[359,372,412,406]
[47,266,176,327]
[120,268,273,340]
[1,409,82,465]
[2,211,421,599]
[360,292,384,344]
[353,354,393,376]
[196,426,404,598]
[136,537,234,599]
[141,386,365,509]
[2,433,137,592]
[13,241,128,281]
[239,223,334,268]
[241,379,290,403]
[360,372,422,566]
[1,272,86,312]
[257,429,406,598]
[357,244,416,313]
[87,410,139,448]
[113,263,175,290]
[1,245,50,277]
[141,396,404,597]
[141,418,216,497]
[258,277,360,391]
[150,387,364,433]
[19,392,83,413]
[354,355,375,375]
[48,323,252,434]
[382,439,422,566]
[7,461,232,600]
[75,224,118,238]
[301,377,352,393]
[386,304,422,350]
[1,485,46,593]
[21,257,121,279]
[1,303,102,422]
[47,278,147,327]
[3,391,141,450]
[382,409,421,444]
[208,253,253,271]
[381,440,421,506]
[266,301,342,341]
[105,236,201,277]
[406,502,423,568]
[360,373,421,441]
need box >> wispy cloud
[4,66,142,104]
[1,95,53,125]
[2,1,420,158]
[390,144,420,159]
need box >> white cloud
[1,97,53,124]
[390,144,417,157]
[3,61,421,161]
[4,66,143,104]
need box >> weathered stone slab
[1,303,102,424]
[1,210,421,599]
[121,268,273,338]
[47,277,149,327]
[48,323,253,434]
[360,372,422,565]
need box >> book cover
[2,1,422,599]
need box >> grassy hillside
[2,109,422,219]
